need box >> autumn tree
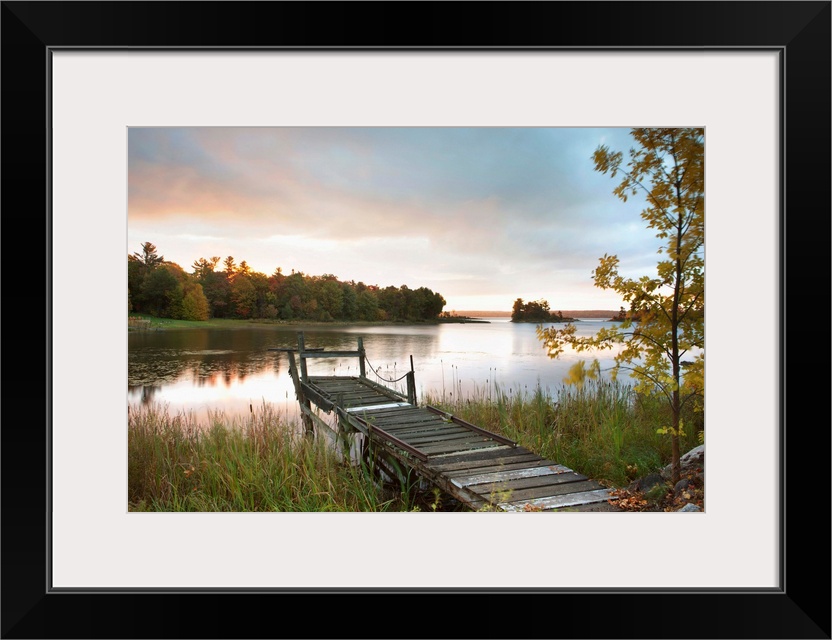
[191,256,220,280]
[180,281,210,321]
[341,284,358,320]
[128,242,166,313]
[132,242,164,268]
[191,256,228,317]
[537,128,704,484]
[223,256,236,277]
[141,262,183,317]
[230,272,256,318]
[315,278,344,321]
[356,287,380,321]
[512,297,525,320]
[249,271,273,317]
[128,256,146,312]
[416,287,446,320]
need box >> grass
[127,313,453,332]
[128,402,417,512]
[129,378,703,511]
[424,377,703,488]
[128,313,261,331]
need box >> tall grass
[128,402,412,512]
[424,377,702,488]
[129,376,704,511]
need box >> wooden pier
[272,333,619,512]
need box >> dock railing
[294,332,416,405]
[270,331,417,433]
[294,332,367,381]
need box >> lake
[127,317,629,425]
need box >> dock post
[406,355,416,405]
[297,332,309,382]
[294,332,314,436]
[358,337,366,378]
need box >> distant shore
[453,310,619,319]
[128,310,621,332]
[128,314,491,331]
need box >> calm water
[127,318,628,424]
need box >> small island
[609,306,643,322]
[511,298,577,323]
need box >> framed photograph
[3,2,829,638]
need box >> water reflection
[128,319,634,424]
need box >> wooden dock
[272,333,619,512]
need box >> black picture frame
[2,2,829,638]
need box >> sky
[128,127,659,312]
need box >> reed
[424,377,702,487]
[128,402,408,512]
[129,377,704,510]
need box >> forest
[128,242,447,322]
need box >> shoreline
[456,309,618,319]
[128,310,619,331]
[128,314,491,331]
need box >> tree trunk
[671,379,682,484]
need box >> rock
[662,444,705,479]
[673,478,694,498]
[629,472,665,493]
[677,503,702,512]
[642,473,665,492]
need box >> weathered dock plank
[467,471,591,496]
[551,501,621,512]
[379,416,460,429]
[418,436,494,455]
[425,448,536,471]
[508,478,606,500]
[352,406,424,418]
[451,464,574,487]
[499,488,616,512]
[399,429,478,444]
[371,416,448,430]
[425,444,514,461]
[443,457,563,477]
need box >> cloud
[128,126,659,309]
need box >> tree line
[128,242,447,322]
